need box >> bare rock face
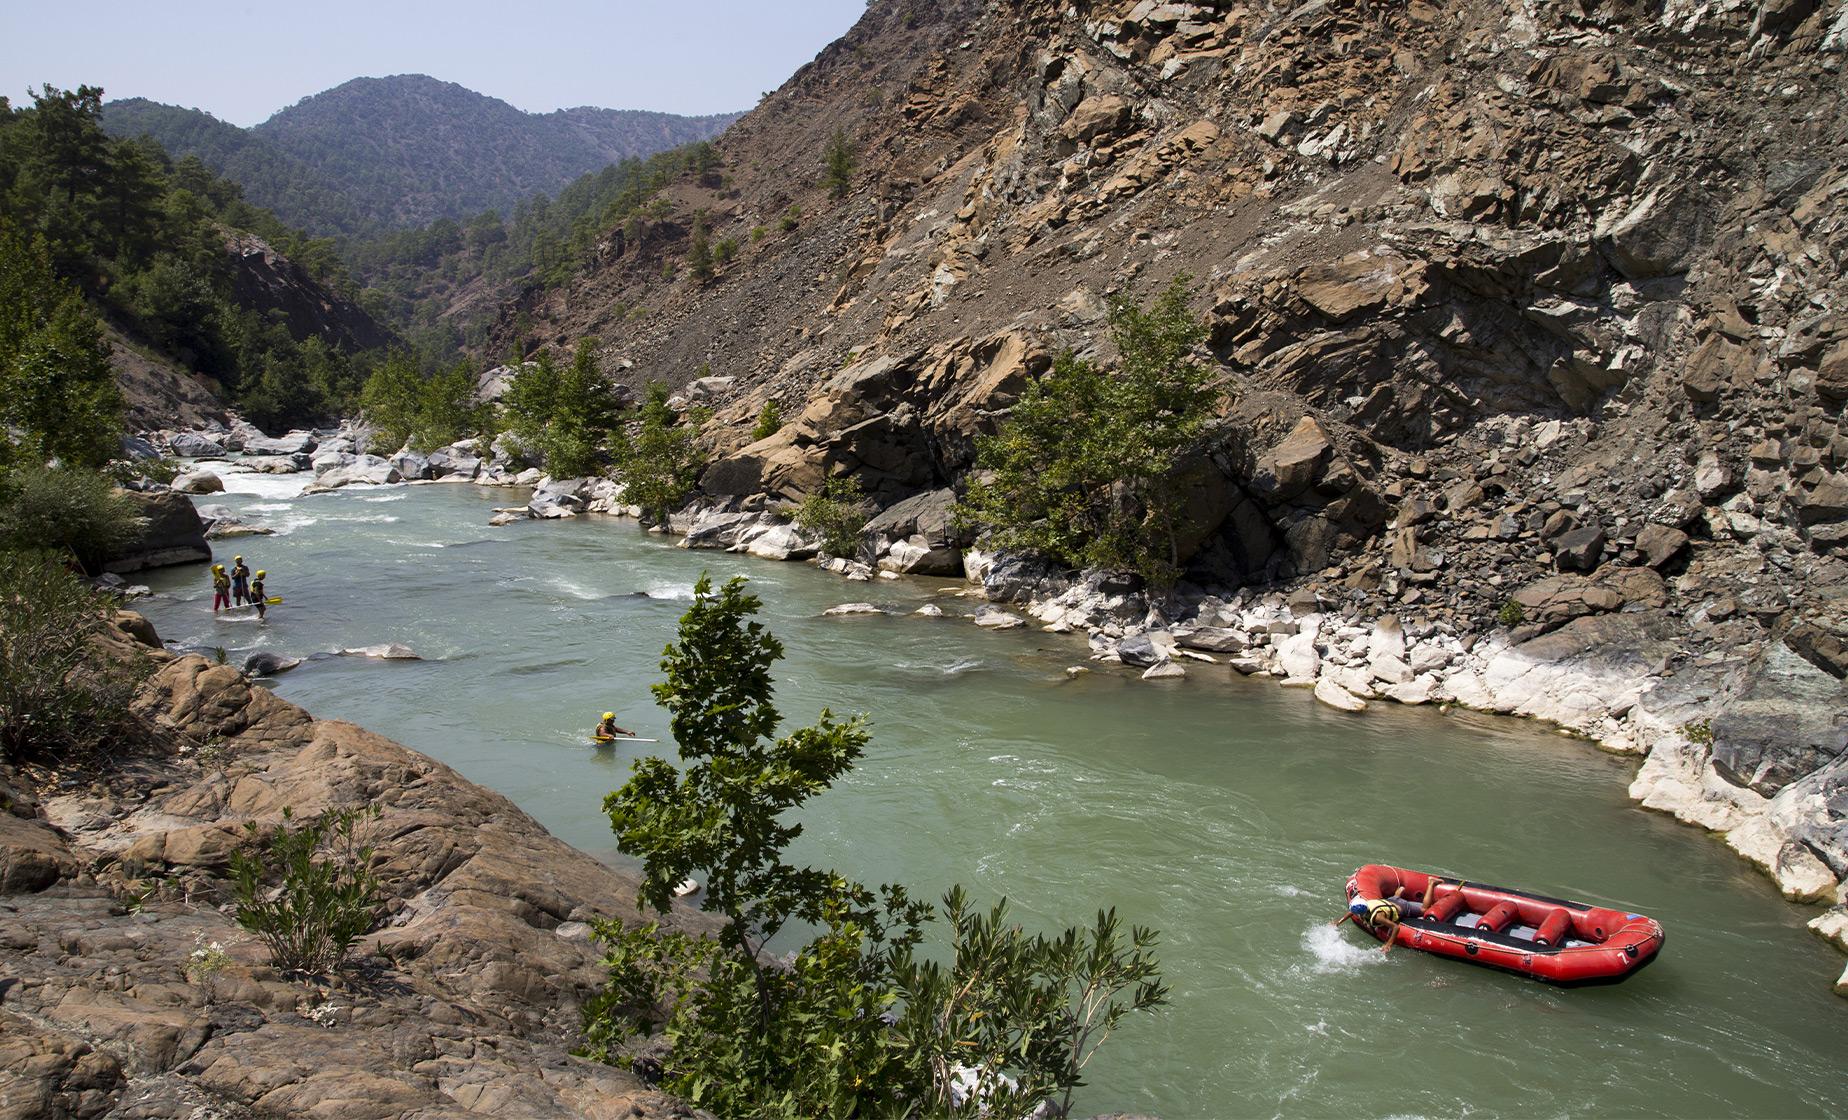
[99,491,210,573]
[0,643,707,1118]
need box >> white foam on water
[1301,922,1387,974]
[644,581,696,601]
[1274,884,1311,898]
[550,577,601,600]
[210,470,316,500]
[943,657,985,675]
[245,502,294,512]
[357,492,408,502]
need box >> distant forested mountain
[104,76,741,237]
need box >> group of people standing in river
[210,555,272,619]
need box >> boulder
[914,603,945,617]
[169,432,225,458]
[879,534,963,576]
[239,455,301,474]
[243,431,317,456]
[1593,183,1711,280]
[973,607,1026,629]
[1276,629,1321,681]
[1176,627,1246,653]
[100,491,210,573]
[427,448,482,481]
[1552,526,1607,572]
[338,644,420,660]
[1141,659,1186,680]
[1116,632,1164,668]
[242,652,301,676]
[824,602,883,616]
[390,449,432,481]
[171,470,224,495]
[316,455,401,489]
[742,524,817,561]
[1314,677,1368,712]
[1250,416,1332,502]
[1635,523,1690,569]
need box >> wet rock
[242,652,301,677]
[1116,632,1163,668]
[824,602,882,616]
[338,644,420,660]
[914,603,945,617]
[973,606,1026,629]
[1141,659,1186,680]
[1314,677,1368,712]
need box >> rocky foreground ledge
[0,620,707,1118]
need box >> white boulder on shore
[1314,677,1368,712]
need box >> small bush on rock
[1496,598,1526,628]
[0,549,147,760]
[231,806,384,976]
[751,398,783,441]
[794,475,868,558]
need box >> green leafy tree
[794,474,869,558]
[501,341,623,475]
[583,577,1168,1117]
[686,213,713,282]
[959,275,1216,588]
[0,224,123,469]
[358,350,423,452]
[620,381,704,523]
[823,129,856,198]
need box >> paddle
[592,736,658,744]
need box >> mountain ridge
[105,76,742,237]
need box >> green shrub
[751,399,783,442]
[778,205,802,232]
[619,381,705,523]
[0,466,146,573]
[1497,598,1526,628]
[712,236,739,266]
[230,806,384,975]
[823,129,856,199]
[0,549,148,761]
[1682,719,1714,746]
[794,475,868,558]
[749,225,768,244]
[957,275,1216,589]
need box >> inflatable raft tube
[1344,864,1665,986]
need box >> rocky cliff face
[503,0,1848,968]
[0,621,704,1116]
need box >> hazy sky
[1,0,868,124]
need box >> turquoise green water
[137,473,1848,1118]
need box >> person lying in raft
[594,712,634,742]
[1338,879,1439,950]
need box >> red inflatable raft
[1344,864,1664,986]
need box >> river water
[136,470,1847,1118]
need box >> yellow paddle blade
[265,597,282,604]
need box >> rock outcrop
[99,491,210,573]
[0,625,704,1117]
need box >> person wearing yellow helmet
[595,711,633,742]
[210,563,231,613]
[250,570,269,620]
[230,555,251,606]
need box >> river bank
[0,616,711,1118]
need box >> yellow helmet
[234,555,243,562]
[212,563,224,572]
[602,712,615,721]
[255,570,266,578]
